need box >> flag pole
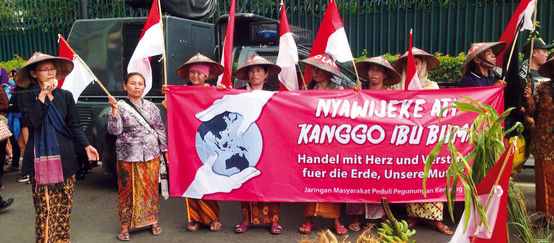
[525,2,538,79]
[297,65,307,90]
[351,60,362,89]
[502,27,521,79]
[58,35,111,96]
[157,0,168,86]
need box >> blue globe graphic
[195,112,263,177]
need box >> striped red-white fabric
[303,0,353,87]
[405,30,421,90]
[127,0,164,96]
[217,0,236,88]
[276,2,299,91]
[58,34,95,103]
[496,0,536,66]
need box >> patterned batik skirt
[535,159,554,220]
[406,202,444,221]
[186,198,220,224]
[117,158,160,229]
[346,203,385,219]
[241,202,280,224]
[31,175,76,243]
[304,203,340,219]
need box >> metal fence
[1,0,553,61]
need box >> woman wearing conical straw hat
[297,53,348,236]
[164,53,226,232]
[14,52,99,242]
[341,56,400,232]
[232,55,284,234]
[392,48,453,235]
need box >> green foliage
[0,55,26,73]
[422,97,523,229]
[428,52,466,84]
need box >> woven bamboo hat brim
[235,55,281,80]
[15,52,74,88]
[299,53,342,78]
[391,47,440,72]
[461,42,506,75]
[176,53,224,80]
[355,56,401,85]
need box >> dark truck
[68,14,357,176]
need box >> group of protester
[0,34,552,242]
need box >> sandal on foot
[430,221,453,235]
[117,232,130,241]
[298,223,313,234]
[234,223,249,233]
[187,222,200,232]
[270,224,283,234]
[348,222,360,232]
[210,219,222,232]
[151,224,162,236]
[334,224,348,236]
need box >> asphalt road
[0,165,536,243]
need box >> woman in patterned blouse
[108,73,168,241]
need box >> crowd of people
[0,36,552,242]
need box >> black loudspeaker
[125,0,217,20]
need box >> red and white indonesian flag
[218,0,236,88]
[405,30,421,90]
[304,0,353,85]
[58,34,96,103]
[449,143,514,243]
[127,0,164,95]
[496,0,536,65]
[276,2,299,91]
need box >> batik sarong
[186,198,220,224]
[117,158,160,229]
[346,203,385,219]
[241,202,280,224]
[32,175,75,243]
[304,203,340,219]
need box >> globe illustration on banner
[195,111,262,177]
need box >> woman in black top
[14,52,99,243]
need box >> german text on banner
[167,87,504,203]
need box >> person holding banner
[298,53,347,236]
[14,52,100,243]
[166,53,226,232]
[232,55,284,234]
[392,49,454,234]
[391,47,440,90]
[523,55,554,223]
[107,73,168,240]
[459,42,507,87]
[344,56,400,231]
[356,55,399,91]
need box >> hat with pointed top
[391,47,440,72]
[299,52,342,78]
[15,52,74,88]
[176,53,224,80]
[355,55,401,85]
[235,55,281,80]
[461,41,506,75]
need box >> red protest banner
[167,86,504,203]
